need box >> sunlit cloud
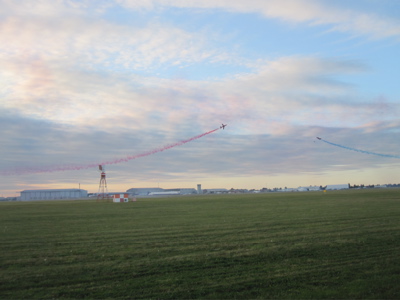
[118,0,400,40]
[2,51,397,135]
[0,16,225,71]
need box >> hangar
[126,187,164,196]
[326,184,349,190]
[20,189,88,201]
[126,187,197,196]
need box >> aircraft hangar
[20,189,88,201]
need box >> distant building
[20,189,88,201]
[203,188,229,194]
[126,187,163,196]
[102,192,133,197]
[148,191,181,196]
[164,188,197,195]
[375,184,387,188]
[297,186,321,192]
[0,197,18,202]
[326,184,349,190]
[229,188,249,193]
[127,187,198,196]
[280,188,296,192]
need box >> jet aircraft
[220,124,227,129]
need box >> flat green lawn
[1,189,400,299]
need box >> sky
[1,0,400,197]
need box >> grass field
[1,189,400,299]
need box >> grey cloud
[2,109,400,194]
[106,124,400,181]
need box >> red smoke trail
[1,127,220,176]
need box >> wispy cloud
[118,0,400,40]
[0,16,226,71]
[3,50,396,134]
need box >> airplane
[316,137,321,140]
[220,124,227,129]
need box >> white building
[148,191,180,196]
[280,188,296,192]
[126,187,163,196]
[297,186,321,192]
[326,184,349,190]
[164,188,197,195]
[20,189,88,201]
[127,187,197,196]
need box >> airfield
[1,188,399,299]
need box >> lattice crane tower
[98,165,108,199]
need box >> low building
[297,186,321,192]
[127,187,198,196]
[326,184,349,190]
[164,188,197,195]
[203,188,229,194]
[20,189,88,201]
[126,187,163,196]
[375,184,387,188]
[148,191,180,196]
[279,188,296,192]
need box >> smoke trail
[317,137,400,159]
[1,127,221,175]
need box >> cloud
[2,1,395,135]
[196,56,396,133]
[0,0,83,17]
[118,0,400,40]
[230,56,366,92]
[0,16,224,71]
[0,0,239,129]
[0,110,380,172]
[2,107,399,196]
[3,50,396,136]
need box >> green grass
[1,189,400,299]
